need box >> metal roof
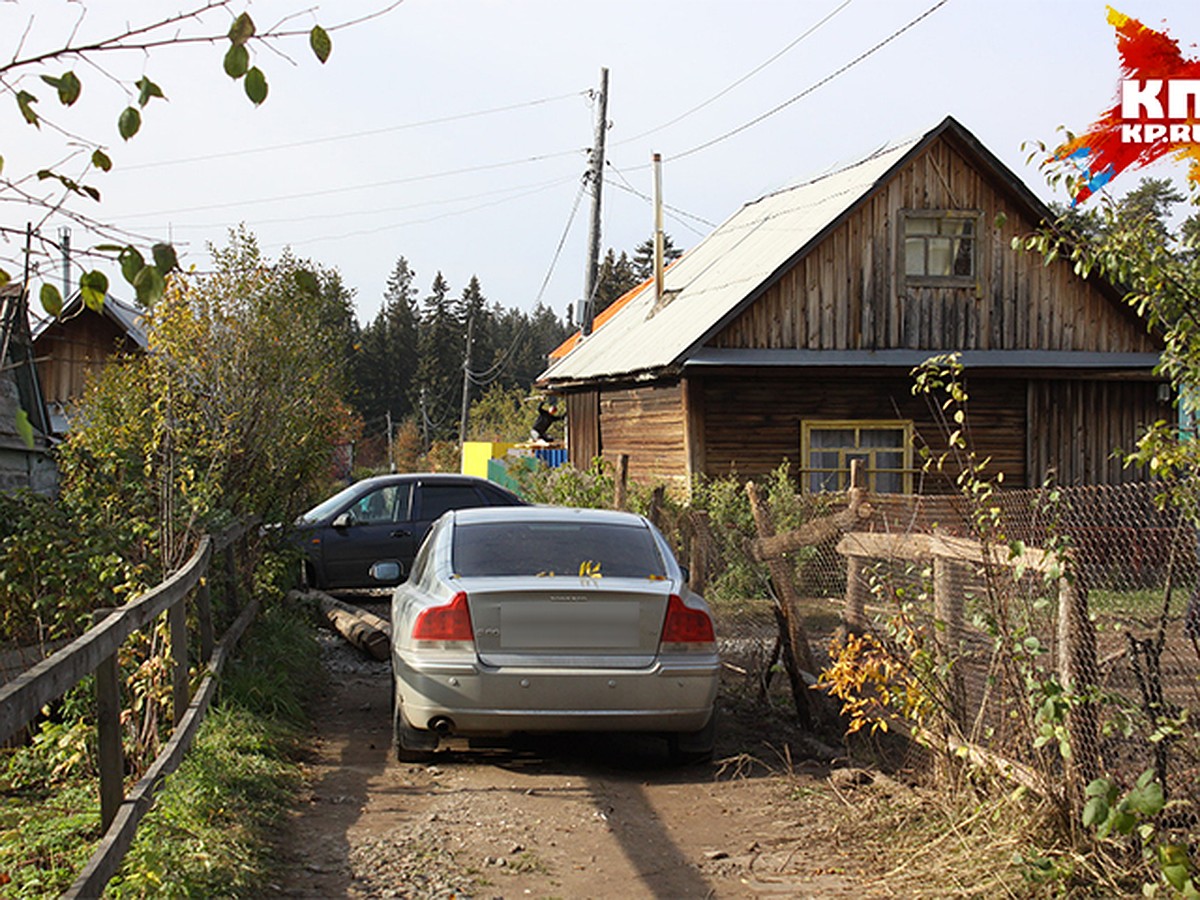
[539,131,923,384]
[30,292,148,350]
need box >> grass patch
[107,597,322,898]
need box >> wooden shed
[31,292,146,435]
[538,117,1167,493]
[0,284,56,494]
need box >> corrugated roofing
[539,132,922,384]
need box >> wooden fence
[0,522,257,898]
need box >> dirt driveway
[272,624,889,899]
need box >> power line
[606,162,715,236]
[122,90,590,171]
[117,148,588,219]
[669,0,955,163]
[613,0,855,149]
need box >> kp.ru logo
[1056,7,1200,203]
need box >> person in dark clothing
[530,401,563,442]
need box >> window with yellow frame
[800,420,913,493]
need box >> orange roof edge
[548,274,655,361]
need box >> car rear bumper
[394,653,719,735]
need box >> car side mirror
[369,560,402,583]
[679,565,691,585]
[332,512,354,529]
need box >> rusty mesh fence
[681,479,1200,824]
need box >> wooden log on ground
[297,591,392,661]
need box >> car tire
[666,710,716,765]
[392,671,438,763]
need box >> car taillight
[412,591,474,642]
[660,594,715,648]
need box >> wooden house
[31,292,146,435]
[538,117,1167,494]
[0,284,56,494]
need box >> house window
[901,210,978,284]
[801,421,913,494]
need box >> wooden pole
[1057,566,1100,811]
[746,480,816,728]
[168,597,189,729]
[94,609,123,832]
[613,453,629,510]
[196,577,214,664]
[932,555,966,726]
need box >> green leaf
[224,43,249,79]
[0,155,4,175]
[244,67,268,105]
[42,70,81,105]
[80,270,108,311]
[136,77,164,107]
[119,247,145,286]
[133,264,166,305]
[0,268,9,289]
[118,106,141,140]
[228,12,256,46]
[1082,796,1109,828]
[14,409,34,449]
[310,25,332,63]
[151,242,178,274]
[17,90,39,127]
[1125,780,1164,816]
[40,283,63,318]
[91,148,112,172]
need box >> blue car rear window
[452,521,667,579]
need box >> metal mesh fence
[677,479,1200,824]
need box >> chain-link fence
[678,478,1199,824]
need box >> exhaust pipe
[428,716,455,735]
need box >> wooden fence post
[842,555,870,634]
[168,596,189,729]
[196,578,214,664]
[613,453,629,511]
[746,480,816,728]
[225,543,240,611]
[932,555,966,726]
[93,609,123,832]
[687,510,710,595]
[648,484,665,529]
[1058,565,1100,810]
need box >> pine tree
[354,257,419,426]
[594,249,639,315]
[411,272,460,444]
[632,233,683,281]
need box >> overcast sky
[5,0,1198,324]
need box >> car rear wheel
[392,672,438,762]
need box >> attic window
[901,210,978,285]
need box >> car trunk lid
[461,577,672,669]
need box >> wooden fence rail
[0,521,256,898]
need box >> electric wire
[123,90,590,171]
[612,0,855,148]
[668,0,955,162]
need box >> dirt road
[272,627,885,899]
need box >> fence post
[932,555,967,726]
[746,480,816,728]
[1057,564,1100,810]
[687,510,710,594]
[196,577,214,664]
[842,555,870,634]
[613,453,629,511]
[93,609,123,832]
[168,596,189,729]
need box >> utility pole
[386,410,395,473]
[580,66,608,337]
[458,312,474,448]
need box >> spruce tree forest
[333,234,681,472]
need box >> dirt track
[272,625,887,899]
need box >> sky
[4,0,1199,325]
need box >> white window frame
[900,209,980,287]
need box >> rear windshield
[452,521,667,579]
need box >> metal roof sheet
[539,134,920,384]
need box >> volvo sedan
[388,505,720,763]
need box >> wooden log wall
[709,134,1159,356]
[595,382,688,486]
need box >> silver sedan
[388,505,720,762]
